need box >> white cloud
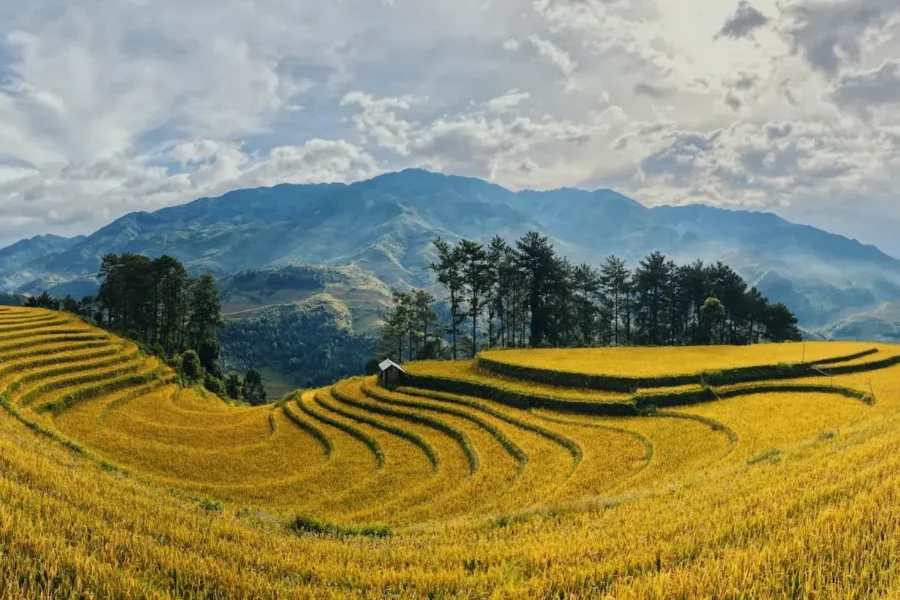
[717,1,770,39]
[486,90,530,112]
[527,35,576,77]
[781,0,900,75]
[832,60,900,118]
[0,139,378,244]
[340,92,419,154]
[0,0,899,254]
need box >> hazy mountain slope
[821,302,900,342]
[219,264,392,335]
[3,169,899,335]
[0,234,86,291]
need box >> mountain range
[3,168,900,346]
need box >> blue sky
[1,0,899,253]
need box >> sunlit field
[480,342,881,377]
[5,306,900,597]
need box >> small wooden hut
[378,359,406,385]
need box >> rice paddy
[479,342,878,378]
[5,306,900,597]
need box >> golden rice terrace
[4,306,900,598]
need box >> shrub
[291,516,390,538]
[225,373,243,401]
[198,337,223,378]
[181,350,204,384]
[204,373,226,396]
[243,368,267,406]
[365,358,382,376]
[747,449,782,466]
[198,499,223,513]
[139,341,167,360]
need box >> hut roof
[378,359,406,374]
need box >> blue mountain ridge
[2,168,899,334]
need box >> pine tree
[412,290,442,359]
[243,368,267,406]
[599,256,629,345]
[515,231,558,347]
[458,239,490,358]
[225,373,243,401]
[633,251,673,345]
[188,273,226,351]
[573,263,601,345]
[430,238,466,359]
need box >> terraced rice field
[6,307,900,597]
[479,342,879,377]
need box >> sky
[0,0,899,253]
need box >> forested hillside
[219,303,375,389]
[1,170,896,333]
[378,232,800,364]
[1,170,896,386]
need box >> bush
[181,350,204,384]
[204,373,226,396]
[139,341,167,360]
[243,368,267,406]
[291,516,390,538]
[225,373,243,401]
[198,337,223,378]
[365,358,382,376]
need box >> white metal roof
[378,358,406,373]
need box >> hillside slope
[4,306,900,597]
[0,234,86,291]
[3,169,899,332]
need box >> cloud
[730,72,760,91]
[782,0,900,74]
[0,138,378,244]
[527,35,576,77]
[765,123,794,141]
[0,0,900,255]
[832,60,900,117]
[724,92,743,112]
[340,92,418,154]
[640,130,720,186]
[717,1,769,39]
[525,34,580,91]
[634,82,672,99]
[486,90,531,112]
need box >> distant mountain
[217,264,387,396]
[820,302,900,342]
[0,234,85,291]
[3,169,900,334]
[0,292,25,307]
[218,264,392,335]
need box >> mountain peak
[1,170,898,336]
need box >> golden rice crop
[480,340,876,378]
[405,359,634,403]
[669,389,872,464]
[368,383,576,505]
[7,307,900,597]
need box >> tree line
[26,253,268,406]
[378,232,801,362]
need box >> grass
[7,308,900,596]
